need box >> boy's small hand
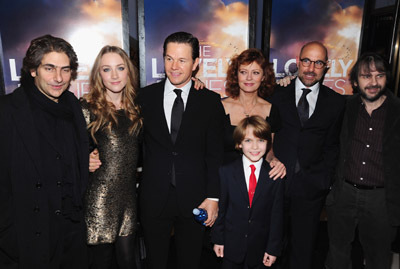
[213,244,224,257]
[263,252,276,267]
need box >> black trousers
[0,216,88,269]
[280,172,326,269]
[50,217,88,269]
[141,186,205,269]
[326,182,397,269]
[222,257,270,269]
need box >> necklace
[239,98,257,117]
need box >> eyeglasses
[299,58,326,69]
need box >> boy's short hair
[233,116,272,153]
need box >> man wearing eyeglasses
[269,41,345,269]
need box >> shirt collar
[295,77,320,94]
[165,78,192,95]
[242,154,263,172]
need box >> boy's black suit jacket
[212,158,284,266]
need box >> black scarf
[25,83,83,221]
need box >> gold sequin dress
[81,102,139,245]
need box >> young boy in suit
[212,116,284,268]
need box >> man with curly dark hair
[0,35,89,269]
[325,52,400,269]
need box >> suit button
[36,182,42,188]
[248,220,251,223]
[33,206,40,212]
[247,206,250,209]
[56,154,61,160]
[245,234,248,238]
[57,181,62,187]
[35,232,41,237]
[172,152,178,156]
[55,210,61,215]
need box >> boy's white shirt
[242,155,263,191]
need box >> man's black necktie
[170,89,183,186]
[171,89,184,144]
[295,88,311,173]
[297,88,311,126]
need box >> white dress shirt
[242,155,263,191]
[163,78,192,132]
[295,77,320,118]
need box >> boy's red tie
[249,164,257,207]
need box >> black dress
[223,104,281,165]
[81,101,139,245]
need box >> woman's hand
[276,75,295,87]
[269,157,286,180]
[192,77,205,90]
[89,149,102,172]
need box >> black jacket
[326,91,400,226]
[137,80,225,217]
[212,158,284,266]
[0,86,89,268]
[269,82,345,199]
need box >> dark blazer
[137,80,225,217]
[269,82,345,199]
[211,158,284,266]
[0,87,89,269]
[326,91,400,226]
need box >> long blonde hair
[84,46,142,143]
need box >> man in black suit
[325,53,400,269]
[138,32,225,269]
[0,35,89,268]
[269,41,345,269]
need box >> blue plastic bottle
[193,208,207,226]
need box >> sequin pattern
[81,103,139,245]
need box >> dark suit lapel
[10,88,43,177]
[307,85,324,123]
[252,160,270,205]
[174,86,201,143]
[152,83,173,145]
[306,84,333,125]
[233,158,250,205]
[284,83,302,127]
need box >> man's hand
[192,77,205,90]
[213,244,224,258]
[263,252,277,267]
[276,75,295,87]
[89,149,102,172]
[198,199,218,227]
[269,157,286,180]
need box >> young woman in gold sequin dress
[81,46,142,269]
